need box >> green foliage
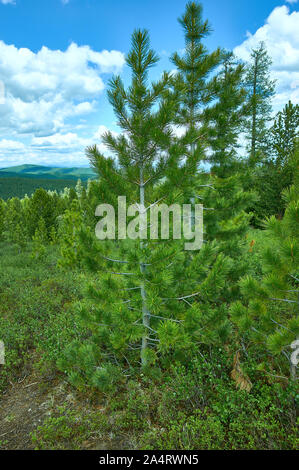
[31,217,48,259]
[58,199,84,268]
[31,405,108,450]
[56,3,256,388]
[204,52,247,177]
[249,104,298,224]
[231,169,299,378]
[0,198,4,239]
[71,25,205,373]
[26,188,59,238]
[0,242,82,392]
[270,100,299,166]
[4,197,24,244]
[49,226,59,245]
[0,2,297,452]
[58,342,124,395]
[171,1,221,131]
[0,241,297,450]
[106,355,298,450]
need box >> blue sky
[0,0,298,167]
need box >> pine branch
[163,291,201,301]
[149,314,184,324]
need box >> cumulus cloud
[0,41,125,137]
[93,124,119,141]
[0,139,25,152]
[234,5,299,111]
[0,125,120,168]
[0,40,125,167]
[0,132,91,167]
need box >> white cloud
[93,124,119,141]
[32,132,89,149]
[0,139,25,152]
[285,1,298,4]
[0,39,125,167]
[0,133,90,167]
[234,5,299,111]
[0,125,121,168]
[0,41,125,137]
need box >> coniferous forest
[0,2,298,452]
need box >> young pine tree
[68,187,78,206]
[13,223,26,252]
[271,100,299,166]
[244,42,276,166]
[172,2,255,297]
[4,197,24,245]
[31,217,48,259]
[58,199,84,269]
[58,28,243,391]
[25,188,57,238]
[49,226,59,246]
[75,178,84,200]
[170,1,221,155]
[251,101,298,223]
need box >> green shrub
[31,405,109,450]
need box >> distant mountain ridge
[0,164,97,181]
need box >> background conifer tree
[25,188,57,238]
[0,198,5,240]
[13,222,26,253]
[4,197,24,245]
[250,101,298,224]
[58,199,84,269]
[270,100,299,166]
[75,179,84,200]
[32,217,48,259]
[244,42,276,166]
[231,150,299,379]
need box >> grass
[0,242,83,392]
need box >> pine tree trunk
[250,58,258,165]
[190,142,196,230]
[290,360,297,381]
[139,165,150,366]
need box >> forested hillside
[0,2,298,452]
[0,165,96,200]
[0,164,96,180]
[0,176,82,200]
